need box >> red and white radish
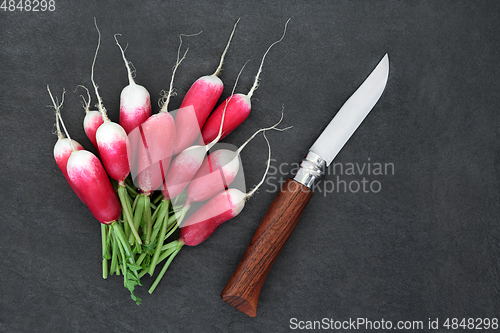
[67,148,142,303]
[148,132,273,293]
[78,85,103,150]
[53,135,85,199]
[201,19,290,144]
[144,40,216,275]
[55,82,141,302]
[84,111,104,150]
[161,60,249,202]
[90,20,141,245]
[96,119,130,184]
[132,38,189,193]
[67,150,122,224]
[115,34,152,134]
[48,86,85,201]
[134,113,176,194]
[128,38,188,246]
[179,188,247,244]
[173,18,239,154]
[50,86,116,283]
[184,148,240,205]
[90,24,130,184]
[162,145,208,200]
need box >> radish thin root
[47,85,77,151]
[114,34,137,86]
[247,18,290,99]
[91,18,110,122]
[246,131,272,198]
[160,33,193,112]
[213,17,240,77]
[236,106,290,155]
[76,85,92,113]
[47,85,65,140]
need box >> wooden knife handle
[221,178,313,317]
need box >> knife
[221,54,390,317]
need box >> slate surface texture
[1,1,499,332]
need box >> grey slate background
[1,1,499,332]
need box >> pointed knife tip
[382,53,389,66]
[380,53,390,83]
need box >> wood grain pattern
[221,178,313,317]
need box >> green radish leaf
[128,264,143,271]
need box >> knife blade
[221,54,390,317]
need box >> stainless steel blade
[310,54,389,166]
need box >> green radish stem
[101,224,109,279]
[148,241,183,294]
[112,222,137,270]
[136,252,147,267]
[130,194,145,244]
[118,184,142,245]
[138,268,148,279]
[172,195,182,207]
[132,192,140,211]
[157,245,178,263]
[150,200,170,245]
[126,184,138,198]
[123,191,134,238]
[165,207,187,239]
[113,221,142,304]
[133,242,142,255]
[144,195,152,244]
[115,233,133,297]
[110,231,119,275]
[148,200,170,275]
[153,193,163,205]
[151,202,162,226]
[160,240,180,253]
[125,176,138,198]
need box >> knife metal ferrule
[292,151,326,189]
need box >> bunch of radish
[49,18,290,303]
